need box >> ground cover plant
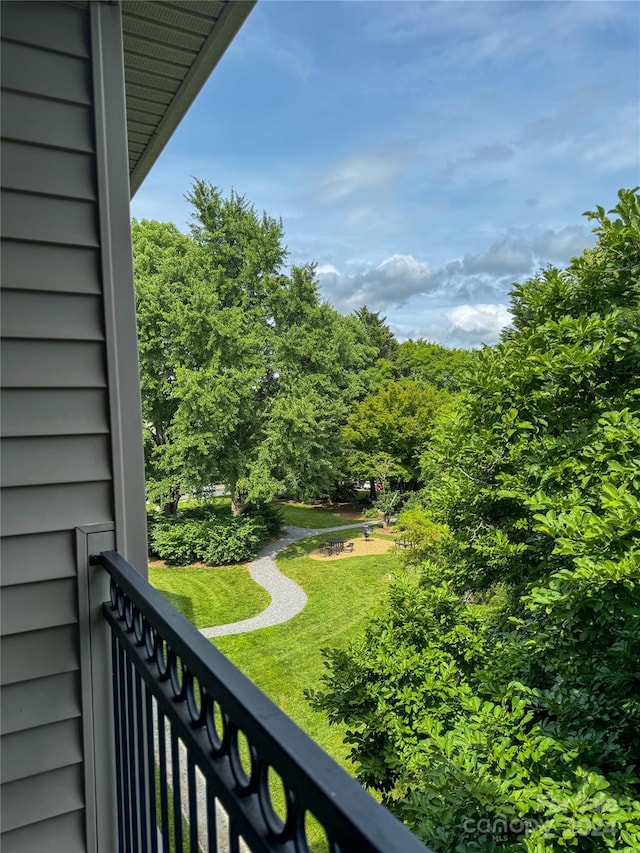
[309,190,640,851]
[148,563,270,628]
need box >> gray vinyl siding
[0,2,111,847]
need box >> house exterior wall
[1,3,146,849]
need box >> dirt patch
[308,536,396,561]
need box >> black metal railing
[95,549,430,853]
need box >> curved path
[200,522,369,638]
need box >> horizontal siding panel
[1,435,112,488]
[1,532,76,586]
[1,389,109,438]
[1,340,106,388]
[0,764,84,833]
[123,41,197,77]
[1,1,89,58]
[127,117,159,136]
[123,16,205,53]
[128,141,147,155]
[177,0,226,15]
[1,481,113,537]
[128,129,154,147]
[125,50,189,79]
[1,672,81,735]
[1,241,100,294]
[1,625,79,686]
[1,718,83,784]
[128,129,153,145]
[1,290,103,341]
[126,94,167,120]
[1,141,95,200]
[125,66,181,95]
[1,191,98,246]
[1,578,77,636]
[125,2,216,36]
[1,40,91,105]
[1,91,92,153]
[1,809,85,853]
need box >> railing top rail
[96,549,429,852]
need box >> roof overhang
[121,0,256,197]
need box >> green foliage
[353,305,399,361]
[395,339,475,391]
[343,380,450,486]
[311,190,640,851]
[134,182,375,515]
[148,502,281,565]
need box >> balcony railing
[94,550,430,853]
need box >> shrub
[147,502,279,565]
[245,501,283,538]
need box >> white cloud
[315,263,339,276]
[318,153,407,202]
[445,303,512,348]
[316,254,434,313]
[460,238,533,277]
[532,226,593,264]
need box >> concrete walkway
[199,522,369,638]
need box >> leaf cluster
[311,190,640,851]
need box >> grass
[213,535,400,770]
[149,532,398,851]
[274,501,364,529]
[149,564,270,628]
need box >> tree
[134,219,204,514]
[134,182,374,514]
[342,379,449,494]
[309,190,640,851]
[395,338,474,391]
[353,305,399,361]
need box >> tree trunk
[163,499,179,516]
[162,485,181,516]
[231,490,246,517]
[369,476,377,502]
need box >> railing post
[76,523,118,852]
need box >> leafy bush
[147,501,281,565]
[362,507,380,519]
[245,501,283,539]
[310,190,640,851]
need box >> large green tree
[134,182,373,514]
[395,338,474,391]
[310,190,640,851]
[342,379,449,492]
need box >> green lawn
[213,536,399,771]
[149,564,270,628]
[274,501,363,529]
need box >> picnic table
[320,538,355,556]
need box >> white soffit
[121,0,256,196]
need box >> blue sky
[131,0,639,348]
